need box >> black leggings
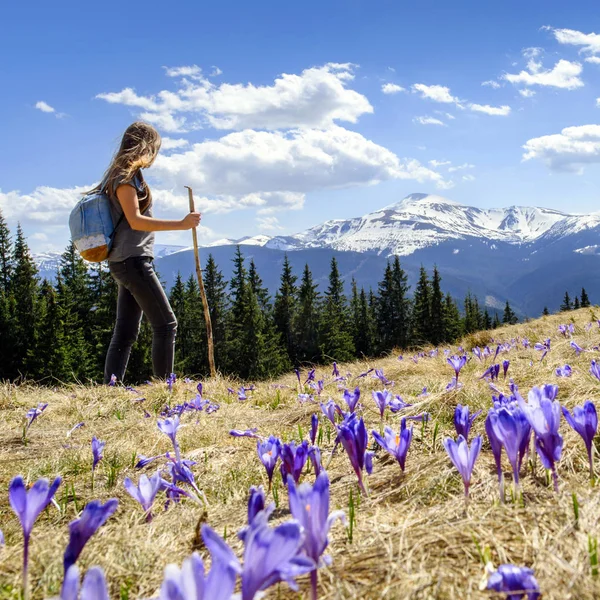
[103,257,177,383]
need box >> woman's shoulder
[113,170,145,193]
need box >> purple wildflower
[257,436,281,490]
[571,341,584,356]
[389,395,412,413]
[556,365,572,378]
[320,400,341,426]
[25,403,48,431]
[374,369,392,385]
[310,414,319,445]
[62,565,110,600]
[338,413,374,495]
[487,564,540,600]
[454,405,482,441]
[280,441,309,484]
[503,360,510,379]
[332,362,340,377]
[230,428,261,439]
[372,390,392,419]
[135,454,164,469]
[343,387,361,412]
[305,369,316,384]
[124,472,162,521]
[591,360,600,381]
[166,373,176,392]
[562,401,597,477]
[63,499,118,573]
[372,418,413,472]
[447,355,467,382]
[443,435,482,497]
[108,374,117,386]
[66,422,85,438]
[91,437,105,472]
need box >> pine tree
[12,225,40,377]
[391,257,410,349]
[183,275,207,375]
[273,255,298,364]
[412,266,431,344]
[169,274,188,371]
[203,254,228,371]
[574,296,580,310]
[294,264,321,363]
[0,208,13,295]
[375,262,396,353]
[0,210,15,378]
[248,259,270,312]
[463,293,479,334]
[492,313,501,328]
[442,294,462,342]
[542,306,550,316]
[354,287,375,357]
[502,301,518,325]
[560,291,572,312]
[319,258,355,362]
[429,266,444,345]
[581,287,591,308]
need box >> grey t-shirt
[107,171,155,263]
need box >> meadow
[2,308,600,599]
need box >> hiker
[95,121,201,384]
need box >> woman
[97,121,201,384]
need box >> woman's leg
[120,258,178,380]
[104,278,143,384]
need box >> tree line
[0,209,547,384]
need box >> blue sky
[3,0,600,252]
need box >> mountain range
[34,193,600,316]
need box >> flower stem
[310,569,318,600]
[552,466,559,493]
[23,534,30,600]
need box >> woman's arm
[116,184,201,231]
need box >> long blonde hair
[90,121,161,212]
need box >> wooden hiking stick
[185,186,216,378]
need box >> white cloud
[164,65,203,79]
[98,63,373,133]
[412,83,460,104]
[161,137,190,150]
[462,174,476,182]
[503,59,584,90]
[586,56,600,65]
[519,89,536,98]
[413,116,445,126]
[522,124,600,172]
[381,83,405,94]
[468,103,511,116]
[152,125,449,195]
[35,101,55,113]
[448,163,475,172]
[257,216,283,232]
[546,27,600,55]
[429,159,451,167]
[482,80,501,88]
[210,66,223,77]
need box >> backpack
[69,180,124,262]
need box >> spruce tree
[274,255,298,364]
[375,262,395,353]
[12,225,40,377]
[0,208,12,294]
[560,292,572,312]
[429,266,444,345]
[203,254,228,371]
[319,258,355,362]
[412,266,431,344]
[492,313,501,328]
[483,308,492,330]
[354,287,375,356]
[169,274,188,371]
[0,211,15,378]
[574,296,580,310]
[294,264,321,363]
[183,275,206,375]
[442,294,462,342]
[542,306,550,316]
[391,257,410,349]
[581,288,591,308]
[248,259,270,313]
[502,301,518,325]
[463,293,479,334]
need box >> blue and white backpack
[69,180,124,262]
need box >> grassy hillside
[2,309,600,599]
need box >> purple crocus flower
[343,387,361,412]
[62,565,110,600]
[591,360,600,381]
[454,405,482,441]
[310,414,319,445]
[158,416,181,458]
[562,401,597,477]
[534,339,551,361]
[503,360,510,379]
[320,400,341,426]
[63,499,118,573]
[332,362,339,378]
[571,341,584,356]
[238,387,248,401]
[280,441,309,484]
[230,428,261,439]
[159,549,238,600]
[295,369,302,386]
[91,437,105,472]
[487,564,540,600]
[406,412,430,423]
[305,369,316,384]
[108,374,117,386]
[25,403,48,431]
[481,364,500,381]
[357,368,374,378]
[372,418,413,472]
[446,377,463,391]
[124,472,162,521]
[247,485,266,526]
[443,435,482,497]
[338,413,374,495]
[487,407,531,492]
[389,395,412,413]
[257,436,282,491]
[447,355,467,382]
[517,385,563,491]
[308,446,322,477]
[287,471,345,599]
[485,411,504,495]
[556,365,572,378]
[9,476,62,594]
[166,373,176,392]
[473,347,483,361]
[558,324,569,337]
[372,390,392,419]
[135,454,164,469]
[66,422,85,438]
[374,369,392,385]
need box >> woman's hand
[180,212,202,230]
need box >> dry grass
[2,308,600,599]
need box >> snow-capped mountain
[265,193,592,256]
